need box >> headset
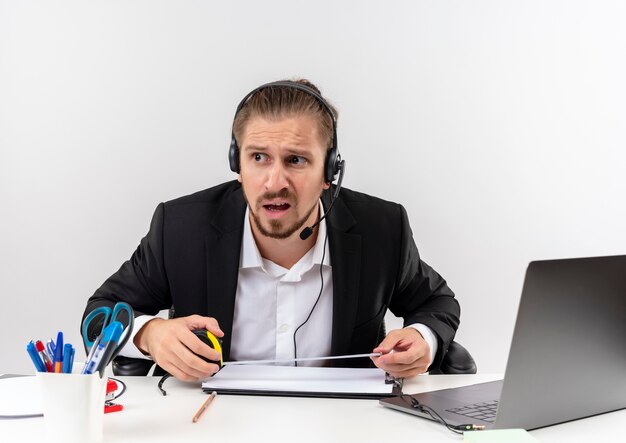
[228,80,343,184]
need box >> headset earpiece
[229,136,240,173]
[324,147,341,184]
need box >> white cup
[36,371,108,443]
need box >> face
[238,114,330,240]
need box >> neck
[250,208,319,269]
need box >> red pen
[35,340,53,372]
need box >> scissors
[81,302,134,362]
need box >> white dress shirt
[229,206,333,366]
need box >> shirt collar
[240,202,331,273]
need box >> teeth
[266,203,288,211]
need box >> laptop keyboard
[445,400,499,423]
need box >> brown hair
[232,79,338,150]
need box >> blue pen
[62,344,74,373]
[26,341,47,372]
[69,346,75,373]
[84,333,102,370]
[46,339,56,359]
[53,331,64,373]
[83,321,123,376]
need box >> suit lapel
[326,192,362,356]
[205,185,246,360]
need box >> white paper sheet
[0,376,43,418]
[201,365,394,395]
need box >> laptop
[380,255,626,430]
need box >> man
[83,79,460,381]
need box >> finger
[182,329,223,363]
[151,341,203,381]
[143,317,223,379]
[372,353,417,371]
[171,344,219,379]
[373,346,430,375]
[378,355,427,372]
[153,329,219,379]
[185,315,224,337]
[378,346,425,366]
[205,319,225,338]
[176,331,221,372]
[373,330,404,354]
[373,327,423,354]
[385,365,429,379]
[161,359,202,382]
[375,356,429,377]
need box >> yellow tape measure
[193,329,223,367]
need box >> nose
[264,162,289,192]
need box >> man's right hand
[134,314,224,381]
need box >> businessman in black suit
[83,79,460,381]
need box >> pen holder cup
[36,371,108,443]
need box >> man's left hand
[371,327,431,378]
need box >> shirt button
[278,324,290,333]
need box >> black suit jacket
[85,181,460,368]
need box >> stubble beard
[244,188,320,240]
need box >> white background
[1,0,625,374]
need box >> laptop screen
[495,255,626,429]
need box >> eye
[287,155,307,166]
[253,153,269,162]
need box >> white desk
[2,374,624,442]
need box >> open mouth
[263,203,291,212]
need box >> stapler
[105,378,123,413]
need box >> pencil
[192,391,217,423]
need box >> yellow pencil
[192,391,217,423]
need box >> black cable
[292,219,329,366]
[108,377,127,401]
[157,373,171,396]
[399,395,485,434]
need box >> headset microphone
[299,160,345,241]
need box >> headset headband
[232,81,338,151]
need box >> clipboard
[201,365,403,400]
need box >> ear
[322,181,331,190]
[237,174,242,183]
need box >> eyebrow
[241,144,269,152]
[241,145,313,157]
[283,148,312,157]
